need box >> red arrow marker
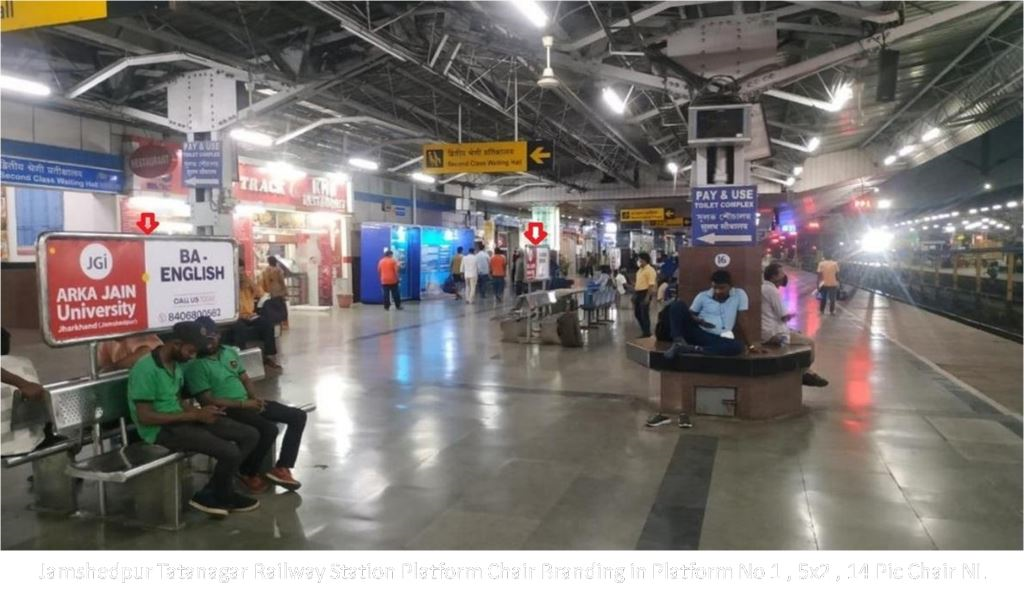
[136,212,160,235]
[523,221,548,245]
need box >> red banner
[233,162,348,213]
[43,237,149,342]
[40,234,238,346]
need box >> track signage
[422,140,552,174]
[38,233,238,346]
[691,185,758,246]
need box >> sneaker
[802,372,830,387]
[227,492,261,513]
[238,474,269,494]
[645,414,672,428]
[263,357,282,370]
[663,341,699,360]
[188,489,229,517]
[266,467,302,491]
[678,413,694,429]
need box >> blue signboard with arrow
[691,185,758,246]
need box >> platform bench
[627,338,813,420]
[7,347,314,530]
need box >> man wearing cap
[187,316,305,492]
[127,321,261,517]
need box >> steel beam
[859,2,1021,148]
[562,1,695,52]
[65,52,250,99]
[273,116,421,145]
[740,1,1000,95]
[800,2,901,24]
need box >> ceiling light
[883,155,897,166]
[601,87,627,115]
[951,211,959,217]
[980,207,990,212]
[1007,201,1018,208]
[898,144,916,157]
[806,137,821,152]
[230,128,275,147]
[793,166,803,176]
[992,204,1003,210]
[482,189,498,197]
[666,162,679,175]
[921,127,941,142]
[969,208,978,214]
[256,88,278,96]
[511,0,548,28]
[827,83,853,112]
[0,73,51,97]
[348,157,379,171]
[785,176,796,187]
[411,172,435,184]
[984,183,992,190]
[877,199,892,210]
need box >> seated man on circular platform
[187,316,305,494]
[660,270,751,359]
[761,263,829,387]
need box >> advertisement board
[37,233,238,346]
[233,162,349,213]
[525,246,550,282]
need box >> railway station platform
[3,270,1020,550]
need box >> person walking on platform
[450,246,465,300]
[378,250,403,310]
[633,252,657,337]
[513,249,527,296]
[127,322,260,517]
[475,247,491,301]
[761,263,829,387]
[260,256,289,329]
[490,248,508,303]
[817,253,841,315]
[188,317,306,493]
[461,246,479,303]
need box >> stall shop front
[359,223,474,304]
[232,160,351,308]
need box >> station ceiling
[2,1,1022,207]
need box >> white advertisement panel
[144,240,237,327]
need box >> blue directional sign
[691,185,758,246]
[182,140,222,187]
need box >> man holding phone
[186,317,306,494]
[762,263,829,387]
[127,322,261,517]
[661,270,749,359]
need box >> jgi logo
[79,243,113,280]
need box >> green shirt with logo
[184,345,248,402]
[127,350,185,444]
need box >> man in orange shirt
[490,248,508,303]
[378,250,402,310]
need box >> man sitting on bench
[661,270,751,359]
[127,321,261,517]
[762,263,829,387]
[187,316,305,493]
[227,257,282,371]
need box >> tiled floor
[2,269,1021,550]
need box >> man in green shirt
[127,322,260,517]
[187,316,305,493]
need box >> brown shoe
[265,467,301,491]
[263,357,282,371]
[238,474,268,494]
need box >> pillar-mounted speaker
[876,49,900,102]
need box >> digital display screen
[695,108,746,139]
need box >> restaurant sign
[233,162,349,213]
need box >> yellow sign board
[620,208,675,222]
[1,1,108,32]
[650,218,684,228]
[422,140,552,174]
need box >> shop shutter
[15,188,63,248]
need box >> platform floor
[2,270,1021,550]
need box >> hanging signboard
[0,139,123,194]
[182,140,223,187]
[233,162,349,213]
[619,207,675,222]
[422,140,553,174]
[525,245,550,282]
[37,232,238,346]
[691,185,758,246]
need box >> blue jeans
[491,277,506,302]
[819,286,838,313]
[477,275,490,300]
[667,300,743,356]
